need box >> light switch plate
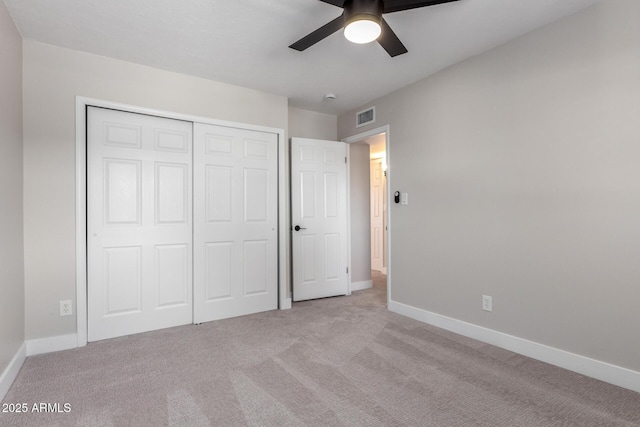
[482,295,493,312]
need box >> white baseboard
[389,300,640,393]
[351,280,373,292]
[26,334,78,357]
[0,342,26,401]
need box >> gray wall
[23,41,288,340]
[338,0,640,372]
[349,142,371,284]
[288,107,337,141]
[0,1,25,375]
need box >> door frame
[75,96,289,347]
[342,125,391,307]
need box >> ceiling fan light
[344,17,381,44]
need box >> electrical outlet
[60,300,73,317]
[482,295,493,312]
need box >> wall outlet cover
[60,299,73,316]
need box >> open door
[291,137,349,301]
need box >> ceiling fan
[289,0,460,57]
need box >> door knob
[294,225,307,231]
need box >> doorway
[368,135,387,275]
[343,127,390,305]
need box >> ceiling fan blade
[378,18,408,57]
[318,0,345,6]
[289,15,345,51]
[383,0,460,14]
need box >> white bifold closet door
[87,107,193,342]
[87,108,279,342]
[193,123,278,324]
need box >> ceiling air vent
[356,106,375,128]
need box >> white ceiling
[4,0,600,115]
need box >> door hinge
[345,157,347,164]
[346,267,349,274]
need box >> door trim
[75,96,289,347]
[342,125,391,308]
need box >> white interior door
[371,159,384,272]
[193,123,278,323]
[87,107,193,342]
[291,137,348,301]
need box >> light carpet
[2,272,639,426]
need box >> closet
[87,107,278,341]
